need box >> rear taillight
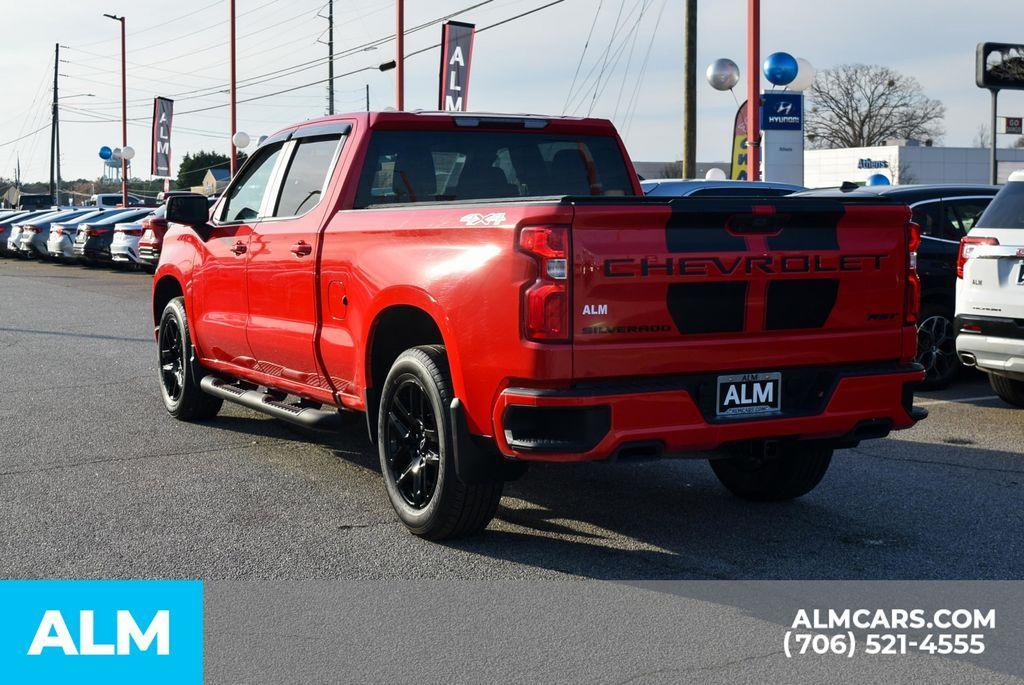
[904,221,921,325]
[119,228,143,237]
[957,235,999,278]
[518,225,570,342]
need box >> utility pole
[395,0,404,110]
[746,0,761,181]
[327,0,334,115]
[50,43,58,204]
[682,0,696,179]
[365,84,370,112]
[104,14,128,207]
[229,0,238,175]
[990,89,1000,184]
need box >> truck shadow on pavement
[445,439,1024,581]
[206,413,1024,581]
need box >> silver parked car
[640,179,806,197]
[47,209,116,260]
[0,210,55,255]
[17,208,100,258]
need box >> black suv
[796,184,999,388]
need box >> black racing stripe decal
[667,282,748,334]
[765,209,841,251]
[765,278,839,330]
[665,202,747,253]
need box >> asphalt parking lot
[2,257,1022,581]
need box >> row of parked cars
[0,192,208,271]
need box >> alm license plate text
[716,372,782,417]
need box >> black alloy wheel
[159,316,185,403]
[383,377,441,509]
[916,310,958,389]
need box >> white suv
[955,170,1024,405]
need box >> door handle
[290,241,313,257]
[230,241,247,255]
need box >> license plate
[716,372,782,417]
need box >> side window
[220,143,283,223]
[272,136,342,217]
[945,200,990,238]
[911,201,942,237]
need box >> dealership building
[803,139,1024,187]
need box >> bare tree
[973,124,991,148]
[805,64,945,149]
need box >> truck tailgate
[570,198,911,379]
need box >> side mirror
[166,195,212,235]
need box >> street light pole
[230,0,238,175]
[682,0,697,179]
[395,0,404,110]
[746,0,761,181]
[104,13,128,207]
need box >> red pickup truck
[154,111,926,539]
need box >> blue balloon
[99,146,112,160]
[867,173,891,186]
[763,52,798,86]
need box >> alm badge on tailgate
[716,372,782,417]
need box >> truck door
[192,141,285,367]
[245,125,348,394]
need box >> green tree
[175,150,246,189]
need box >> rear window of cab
[354,130,635,208]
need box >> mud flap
[450,398,527,483]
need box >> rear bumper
[956,319,1024,379]
[491,363,926,462]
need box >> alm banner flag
[438,21,475,111]
[151,97,174,178]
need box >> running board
[200,375,342,431]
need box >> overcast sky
[1,0,1023,182]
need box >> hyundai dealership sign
[761,93,803,131]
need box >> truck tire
[709,442,833,501]
[916,304,959,390]
[157,296,223,421]
[377,345,503,540]
[989,374,1024,408]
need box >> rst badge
[716,372,782,417]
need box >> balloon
[232,131,251,149]
[763,52,798,86]
[867,173,891,186]
[788,58,816,92]
[98,146,112,160]
[706,58,740,91]
[111,147,122,161]
[705,167,728,181]
[121,145,135,161]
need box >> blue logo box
[0,580,203,684]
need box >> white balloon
[705,167,728,181]
[121,145,135,161]
[232,131,251,149]
[706,58,740,91]
[789,58,816,92]
[111,147,122,161]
